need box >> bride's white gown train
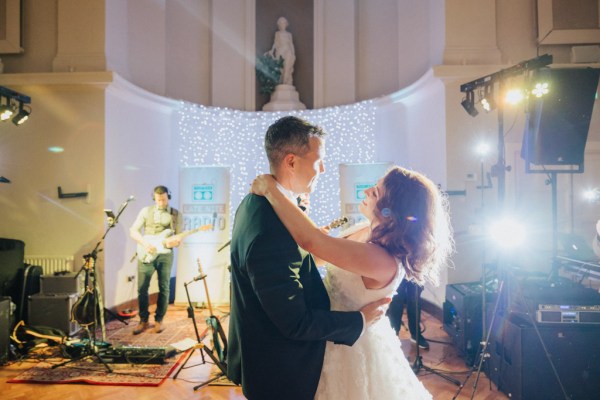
[315,262,432,400]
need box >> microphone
[126,195,135,202]
[192,274,207,282]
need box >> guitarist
[129,185,181,334]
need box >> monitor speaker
[487,312,600,400]
[521,68,599,166]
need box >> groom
[227,116,388,400]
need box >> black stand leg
[104,307,129,325]
[452,280,505,400]
[411,284,460,386]
[172,278,231,390]
[51,326,113,373]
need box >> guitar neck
[174,224,213,240]
[196,258,214,315]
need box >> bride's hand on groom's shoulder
[250,174,276,196]
[360,297,392,327]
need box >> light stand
[453,55,553,398]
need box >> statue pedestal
[263,84,306,111]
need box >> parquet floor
[1,304,509,400]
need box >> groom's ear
[283,153,297,170]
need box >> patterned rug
[8,308,209,387]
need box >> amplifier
[28,293,80,336]
[443,281,497,365]
[100,345,176,364]
[40,273,83,295]
[536,304,600,324]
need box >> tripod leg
[104,307,129,325]
[173,343,206,379]
[193,373,225,391]
[411,282,460,386]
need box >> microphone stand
[73,196,135,339]
[53,196,134,372]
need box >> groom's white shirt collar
[276,181,297,202]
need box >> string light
[178,101,377,228]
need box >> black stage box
[443,281,496,365]
[28,293,80,336]
[486,312,600,400]
[0,297,10,364]
[40,273,83,295]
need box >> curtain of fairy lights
[177,100,376,227]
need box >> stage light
[532,82,549,98]
[461,91,478,117]
[0,97,14,121]
[480,85,496,112]
[0,85,31,126]
[583,188,600,202]
[488,216,527,249]
[475,142,491,157]
[505,88,524,105]
[12,102,31,125]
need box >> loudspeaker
[0,238,25,298]
[521,68,600,166]
[40,273,83,295]
[28,293,80,336]
[443,282,496,365]
[487,313,600,400]
[0,297,10,365]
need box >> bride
[251,166,453,399]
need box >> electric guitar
[137,224,212,263]
[324,216,349,230]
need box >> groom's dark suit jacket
[227,194,363,400]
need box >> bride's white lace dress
[315,262,432,399]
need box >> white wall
[0,72,108,272]
[103,74,180,308]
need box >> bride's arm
[251,175,396,283]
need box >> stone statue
[266,17,296,85]
[262,16,305,111]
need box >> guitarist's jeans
[137,252,173,323]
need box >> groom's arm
[247,232,363,345]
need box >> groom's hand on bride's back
[360,297,392,327]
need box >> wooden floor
[1,305,509,400]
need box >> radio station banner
[339,162,393,227]
[175,166,231,305]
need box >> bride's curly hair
[369,167,454,286]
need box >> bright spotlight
[475,142,491,157]
[489,217,527,249]
[532,82,549,98]
[583,188,600,202]
[480,85,496,112]
[505,89,524,105]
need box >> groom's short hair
[265,116,326,168]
